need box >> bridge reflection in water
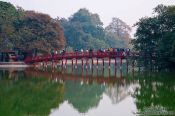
[25,69,122,85]
[27,66,138,115]
[0,65,138,116]
[0,67,174,116]
[33,59,135,78]
[25,66,137,106]
[26,63,137,104]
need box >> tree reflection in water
[64,80,105,113]
[0,69,64,116]
[24,66,136,114]
[1,66,174,115]
[133,72,175,114]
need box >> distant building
[0,50,16,62]
[0,48,34,62]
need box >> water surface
[0,64,174,116]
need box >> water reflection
[0,69,64,116]
[24,66,136,114]
[133,72,175,115]
[0,66,174,116]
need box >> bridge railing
[24,51,130,64]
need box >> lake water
[0,63,175,116]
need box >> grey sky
[2,0,175,27]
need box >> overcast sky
[2,0,175,30]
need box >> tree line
[0,1,131,54]
[59,8,131,51]
[1,1,174,70]
[0,1,65,53]
[132,4,175,70]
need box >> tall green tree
[59,8,109,50]
[59,8,130,50]
[0,1,23,50]
[0,1,65,53]
[132,5,175,70]
[105,17,132,48]
[14,11,65,53]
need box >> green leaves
[60,9,108,50]
[132,4,175,70]
[60,9,130,50]
[0,1,65,53]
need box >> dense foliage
[0,1,131,53]
[59,9,131,51]
[0,1,65,53]
[0,1,22,49]
[105,18,131,48]
[133,72,175,113]
[132,5,175,70]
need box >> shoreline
[0,62,31,68]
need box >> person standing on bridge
[81,49,83,52]
[55,50,58,55]
[89,48,93,57]
[51,49,55,59]
[126,48,130,56]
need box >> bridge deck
[25,51,129,64]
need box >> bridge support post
[108,58,111,69]
[45,60,48,68]
[72,59,73,67]
[65,59,67,68]
[115,58,117,69]
[33,62,36,69]
[81,59,84,68]
[102,59,104,68]
[120,68,122,78]
[86,66,88,76]
[96,58,98,68]
[71,63,74,73]
[55,60,58,69]
[108,68,111,77]
[86,58,88,69]
[75,58,77,68]
[115,58,117,77]
[91,66,93,76]
[52,60,54,69]
[120,58,122,70]
[61,59,63,68]
[97,67,98,77]
[126,59,128,73]
[102,66,104,76]
[42,62,44,69]
[81,66,84,77]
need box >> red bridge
[24,50,131,68]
